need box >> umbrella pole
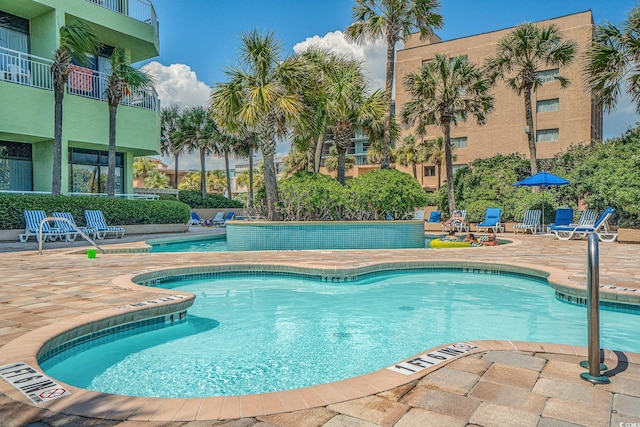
[541,185,545,233]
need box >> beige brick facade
[326,11,601,190]
[396,10,601,190]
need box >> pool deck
[0,228,639,427]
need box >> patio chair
[211,211,225,226]
[427,211,442,223]
[51,212,98,241]
[513,209,541,234]
[547,208,574,232]
[219,211,235,228]
[84,210,125,239]
[550,208,617,242]
[19,210,70,243]
[412,210,425,220]
[188,212,206,226]
[476,208,504,233]
[442,210,469,232]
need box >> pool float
[429,239,472,248]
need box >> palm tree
[232,132,259,207]
[425,136,448,189]
[485,23,576,175]
[160,104,186,188]
[105,47,153,196]
[51,20,101,196]
[210,29,306,220]
[181,106,217,199]
[324,58,386,184]
[345,0,443,170]
[402,54,494,214]
[585,6,640,116]
[395,134,430,178]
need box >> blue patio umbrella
[514,171,570,232]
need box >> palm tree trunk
[443,120,456,214]
[173,154,179,188]
[336,146,347,185]
[524,87,538,175]
[314,134,324,173]
[224,147,233,200]
[107,103,118,197]
[437,161,442,190]
[248,145,254,208]
[200,148,206,199]
[52,87,64,196]
[381,37,396,170]
[262,142,279,220]
[412,162,417,179]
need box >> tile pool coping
[1,255,640,422]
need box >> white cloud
[141,62,210,109]
[293,30,387,91]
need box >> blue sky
[143,0,639,169]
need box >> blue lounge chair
[547,208,574,231]
[428,211,442,223]
[219,211,235,227]
[550,208,617,242]
[19,210,70,242]
[52,212,98,241]
[513,209,541,234]
[476,208,504,233]
[188,212,206,226]
[84,210,125,239]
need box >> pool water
[41,270,640,398]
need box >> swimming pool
[40,268,640,398]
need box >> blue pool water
[41,270,640,398]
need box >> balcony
[0,47,158,112]
[85,0,157,27]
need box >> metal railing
[37,216,105,256]
[85,0,157,27]
[0,47,158,111]
[0,190,158,200]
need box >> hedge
[0,194,191,230]
[177,190,244,209]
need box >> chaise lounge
[84,210,125,239]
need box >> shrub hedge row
[0,194,191,230]
[177,191,244,209]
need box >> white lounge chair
[188,212,206,226]
[412,210,425,220]
[442,210,469,232]
[211,211,225,226]
[219,211,235,228]
[513,209,541,234]
[19,210,70,242]
[550,208,617,242]
[84,210,125,239]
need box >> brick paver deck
[0,230,638,427]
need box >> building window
[536,128,559,142]
[69,148,124,194]
[537,69,559,83]
[0,11,30,53]
[452,164,467,174]
[451,137,467,149]
[423,166,436,177]
[537,98,559,113]
[0,141,32,191]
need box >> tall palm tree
[485,23,576,175]
[211,29,306,220]
[402,54,494,214]
[105,47,153,196]
[51,20,101,196]
[160,104,186,188]
[585,6,640,116]
[425,136,447,190]
[345,0,443,170]
[181,106,217,199]
[232,132,259,207]
[395,134,428,178]
[325,58,386,184]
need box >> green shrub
[278,172,346,220]
[346,169,428,219]
[177,190,243,209]
[0,194,191,229]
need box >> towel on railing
[69,64,94,92]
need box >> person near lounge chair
[443,210,463,227]
[442,230,458,241]
[482,232,499,246]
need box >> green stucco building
[0,0,160,195]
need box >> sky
[140,0,640,171]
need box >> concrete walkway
[0,229,639,426]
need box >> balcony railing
[86,0,157,27]
[0,47,158,112]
